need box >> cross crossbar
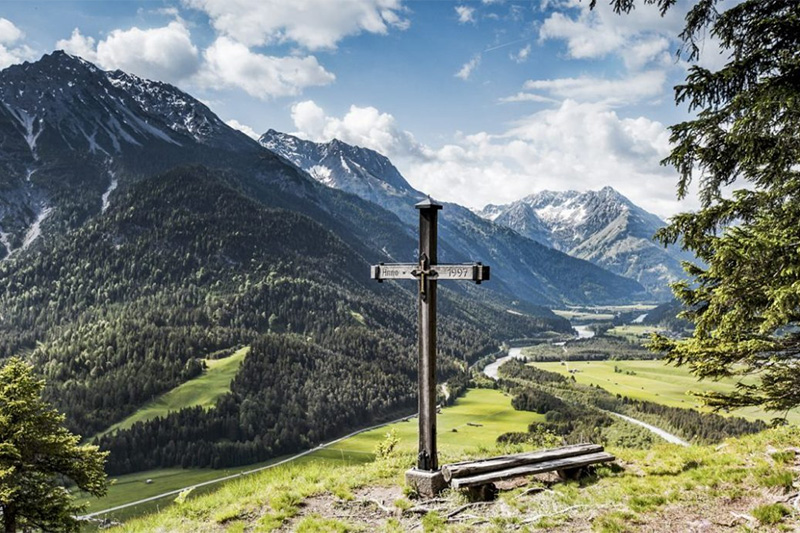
[370,262,490,282]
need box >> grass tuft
[751,503,790,525]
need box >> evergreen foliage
[0,358,107,533]
[600,0,800,415]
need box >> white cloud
[0,18,24,45]
[182,0,409,50]
[498,92,556,104]
[510,44,531,63]
[403,100,681,216]
[56,23,199,84]
[56,28,98,61]
[455,54,481,80]
[291,100,423,159]
[226,119,259,139]
[522,70,667,104]
[622,37,671,70]
[539,2,684,67]
[199,37,335,99]
[0,18,35,69]
[288,99,690,217]
[291,100,327,138]
[455,5,476,24]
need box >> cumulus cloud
[455,54,481,80]
[290,100,424,159]
[0,18,24,44]
[288,99,687,217]
[198,37,334,99]
[182,0,409,50]
[521,70,667,104]
[405,100,680,215]
[56,22,199,84]
[225,119,259,139]
[539,1,684,67]
[56,28,98,61]
[0,18,35,69]
[455,6,476,24]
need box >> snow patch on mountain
[21,205,53,250]
[309,165,334,186]
[6,105,44,159]
[0,229,12,256]
[102,173,118,212]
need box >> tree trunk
[3,504,16,533]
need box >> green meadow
[96,347,249,439]
[532,359,800,425]
[80,388,541,521]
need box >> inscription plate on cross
[370,198,490,475]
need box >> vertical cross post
[416,198,441,471]
[369,199,489,497]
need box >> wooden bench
[441,443,615,500]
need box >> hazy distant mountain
[261,130,647,306]
[479,188,693,298]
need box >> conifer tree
[600,0,800,416]
[0,358,108,532]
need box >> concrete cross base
[405,468,447,498]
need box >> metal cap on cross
[371,199,490,475]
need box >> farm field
[96,347,250,439]
[605,324,664,342]
[552,304,658,323]
[532,359,800,425]
[79,388,541,522]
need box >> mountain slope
[260,130,647,306]
[480,187,694,298]
[0,51,417,273]
[0,166,567,472]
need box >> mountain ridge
[260,129,647,306]
[478,187,692,298]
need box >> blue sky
[0,0,727,217]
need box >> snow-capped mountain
[479,188,693,298]
[0,51,287,259]
[260,130,414,202]
[261,130,647,305]
[0,51,645,306]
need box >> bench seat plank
[449,451,615,489]
[441,443,603,482]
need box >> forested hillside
[0,167,568,473]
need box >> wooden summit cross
[371,198,489,495]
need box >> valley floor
[532,359,800,425]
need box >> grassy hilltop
[109,423,800,532]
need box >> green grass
[324,388,543,460]
[112,422,800,532]
[605,324,664,343]
[96,347,249,439]
[81,388,541,522]
[552,310,616,321]
[532,359,800,424]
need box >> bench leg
[557,466,586,481]
[466,483,498,502]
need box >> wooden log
[449,451,615,489]
[441,443,603,482]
